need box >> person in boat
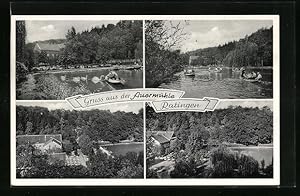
[256,72,262,80]
[241,69,246,78]
[106,71,119,80]
[251,71,257,78]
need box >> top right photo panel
[145,20,275,99]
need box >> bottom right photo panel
[146,100,273,179]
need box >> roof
[17,134,62,144]
[36,43,65,52]
[43,137,62,147]
[152,135,170,144]
[49,152,66,164]
[150,131,175,144]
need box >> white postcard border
[10,15,280,186]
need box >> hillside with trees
[146,105,273,147]
[146,104,273,178]
[58,21,142,65]
[23,20,142,70]
[16,105,144,178]
[17,106,143,152]
[188,27,273,67]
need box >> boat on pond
[214,67,223,73]
[105,71,126,85]
[208,67,222,73]
[184,69,195,76]
[241,69,262,82]
[232,67,243,72]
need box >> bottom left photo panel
[14,101,144,178]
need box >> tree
[145,20,188,87]
[16,21,26,63]
[25,121,33,134]
[63,140,73,155]
[77,134,93,155]
[37,51,49,64]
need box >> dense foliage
[17,105,143,150]
[146,105,273,147]
[17,144,143,178]
[188,27,273,67]
[23,21,142,69]
[145,22,272,87]
[16,21,26,63]
[145,20,189,87]
[146,104,273,178]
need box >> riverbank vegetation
[146,104,273,178]
[145,20,273,87]
[145,20,189,87]
[16,105,144,178]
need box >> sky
[25,20,120,43]
[16,101,143,114]
[216,100,273,111]
[177,20,273,52]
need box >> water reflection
[160,67,273,99]
[52,68,143,93]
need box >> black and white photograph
[15,20,143,100]
[146,101,274,178]
[10,15,280,186]
[15,102,144,178]
[145,20,274,99]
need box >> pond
[104,143,144,156]
[37,68,143,93]
[229,146,273,167]
[159,67,273,99]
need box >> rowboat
[106,78,122,84]
[243,78,260,83]
[184,72,195,76]
[105,75,125,85]
[184,69,195,76]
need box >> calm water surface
[36,68,143,93]
[104,143,144,156]
[159,67,273,99]
[229,146,273,167]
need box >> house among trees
[33,42,65,58]
[150,131,176,153]
[17,134,88,167]
[17,134,63,153]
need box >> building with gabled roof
[149,131,177,154]
[33,42,65,58]
[17,134,63,153]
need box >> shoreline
[99,141,143,147]
[227,143,273,149]
[31,66,142,75]
[190,66,273,69]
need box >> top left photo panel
[13,19,143,100]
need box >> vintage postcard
[11,15,279,186]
